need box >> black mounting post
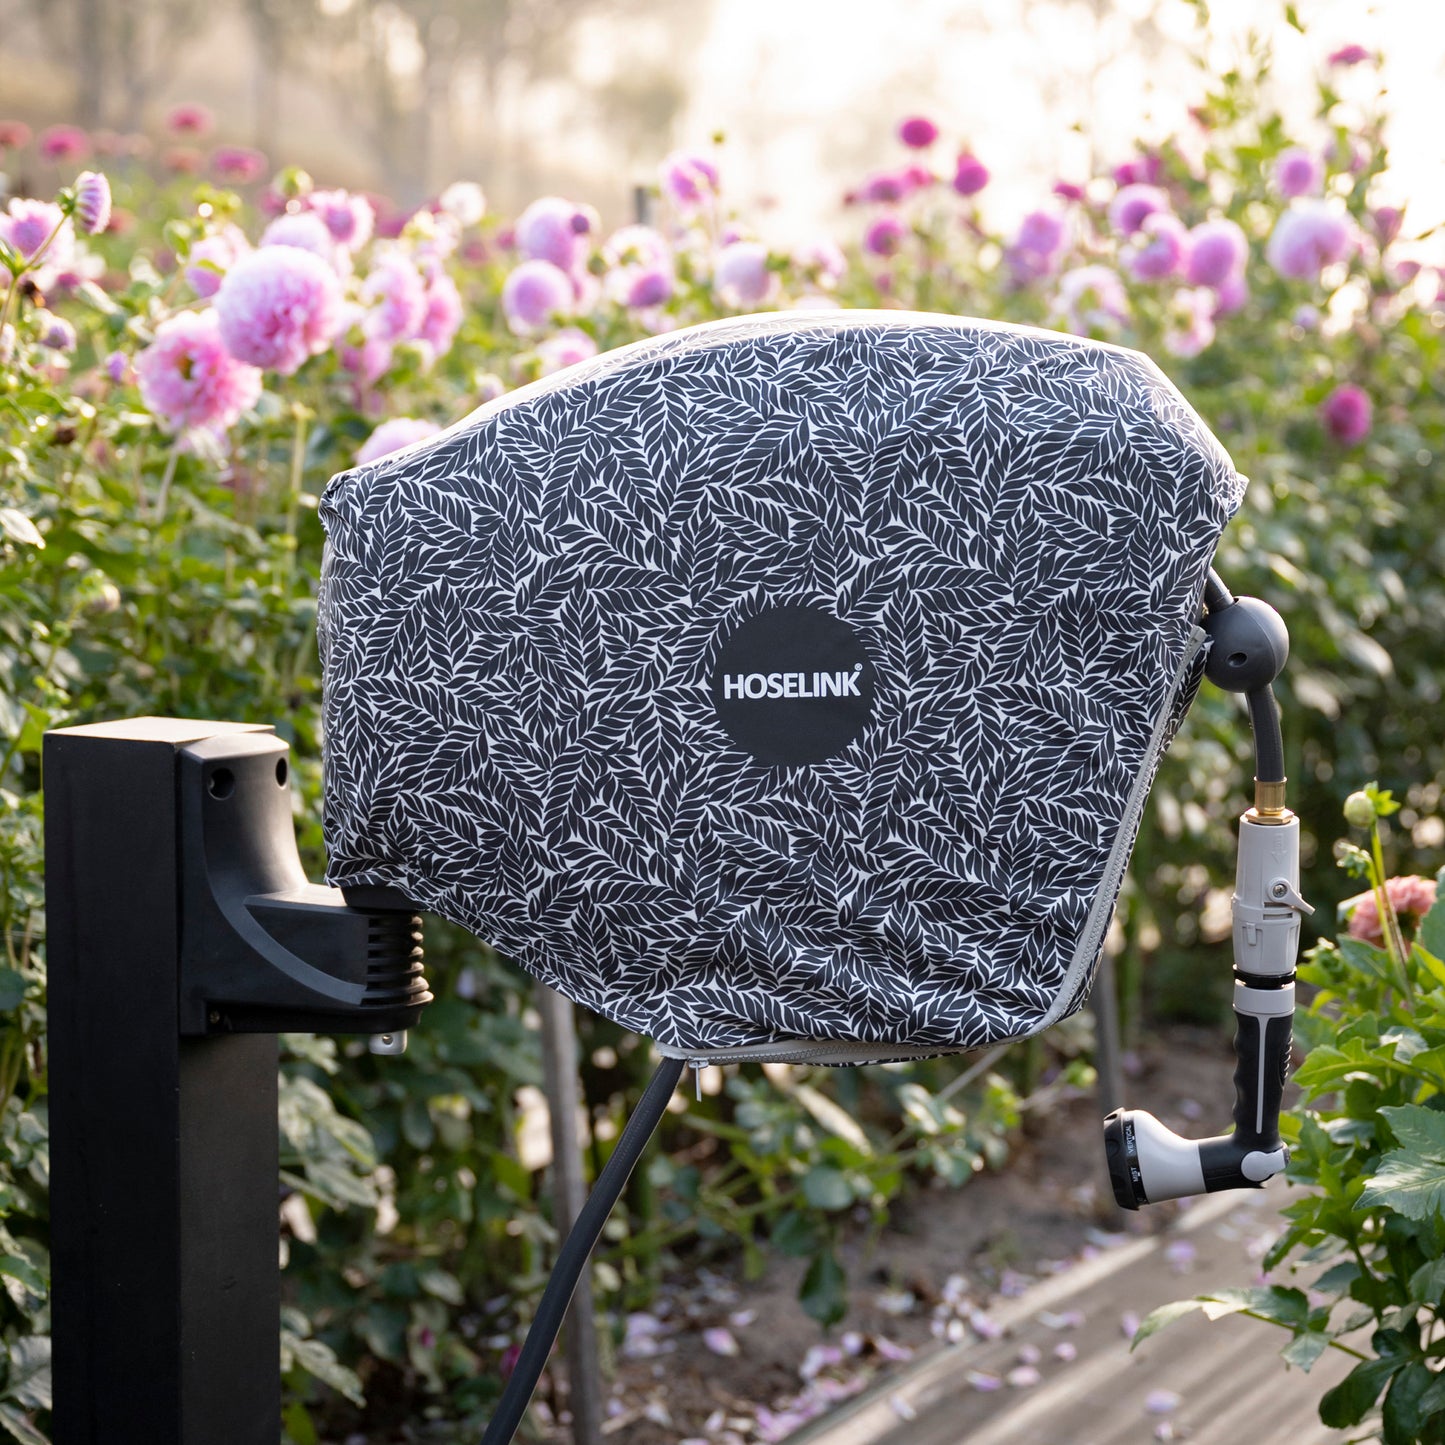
[45,718,430,1444]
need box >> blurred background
[2,0,1441,242]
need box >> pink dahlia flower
[418,271,464,355]
[40,125,89,162]
[515,196,594,272]
[1347,875,1435,944]
[899,116,938,149]
[307,189,375,251]
[1126,212,1190,281]
[952,153,989,198]
[1185,218,1247,289]
[1273,146,1323,199]
[536,327,598,376]
[166,104,213,136]
[1004,210,1066,284]
[1163,288,1216,358]
[0,121,31,151]
[1265,200,1354,280]
[0,197,74,269]
[1108,184,1169,237]
[356,416,440,465]
[622,267,673,309]
[1052,180,1086,203]
[501,259,573,332]
[1055,265,1130,335]
[185,226,250,299]
[211,146,267,184]
[603,224,670,271]
[360,252,427,342]
[261,211,336,262]
[37,311,77,352]
[73,170,112,235]
[714,241,773,306]
[135,309,262,434]
[340,335,393,387]
[1320,384,1372,446]
[213,245,342,375]
[794,237,847,287]
[1113,155,1163,188]
[659,151,720,210]
[864,214,907,258]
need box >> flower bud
[1343,791,1376,827]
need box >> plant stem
[1370,820,1413,1001]
[152,442,182,526]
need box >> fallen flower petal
[703,1327,739,1357]
[1145,1389,1182,1414]
[1007,1365,1042,1388]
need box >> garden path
[791,1187,1357,1445]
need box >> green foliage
[1138,801,1445,1443]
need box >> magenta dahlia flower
[40,125,89,162]
[213,246,342,375]
[211,146,268,184]
[501,260,574,332]
[356,417,441,465]
[1185,219,1247,289]
[1126,212,1190,281]
[1273,146,1323,199]
[1319,384,1372,446]
[899,116,938,149]
[166,104,213,136]
[952,153,989,198]
[135,309,263,434]
[1108,184,1169,237]
[1328,44,1372,66]
[863,215,907,258]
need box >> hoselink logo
[711,605,875,767]
[720,664,864,701]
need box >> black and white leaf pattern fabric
[318,311,1245,1062]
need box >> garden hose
[479,1055,686,1445]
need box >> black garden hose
[479,1054,686,1445]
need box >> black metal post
[46,718,281,1445]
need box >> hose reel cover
[318,312,1244,1060]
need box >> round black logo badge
[711,605,876,766]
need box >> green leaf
[280,1329,365,1407]
[0,971,25,1013]
[3,1336,50,1410]
[1420,891,1445,965]
[1281,1331,1332,1372]
[0,1403,48,1445]
[770,1210,821,1258]
[1381,1105,1445,1158]
[1131,1298,1206,1348]
[1319,1356,1399,1428]
[0,1257,46,1296]
[1409,1256,1445,1304]
[1197,1286,1309,1327]
[799,1250,848,1327]
[1361,1151,1445,1220]
[801,1165,854,1212]
[1293,1038,1382,1093]
[283,1399,318,1445]
[1337,936,1396,984]
[0,511,42,549]
[1383,1362,1436,1445]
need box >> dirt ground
[532,1022,1249,1444]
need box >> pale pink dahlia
[73,171,112,235]
[356,416,440,465]
[1055,265,1130,335]
[536,327,598,376]
[659,151,720,210]
[213,246,342,375]
[418,271,464,354]
[307,189,375,251]
[1347,875,1435,944]
[1162,288,1216,358]
[714,241,773,305]
[1265,200,1354,280]
[501,259,574,332]
[185,226,250,299]
[360,252,427,342]
[0,198,74,269]
[135,309,262,434]
[261,211,336,262]
[515,196,595,272]
[438,181,486,227]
